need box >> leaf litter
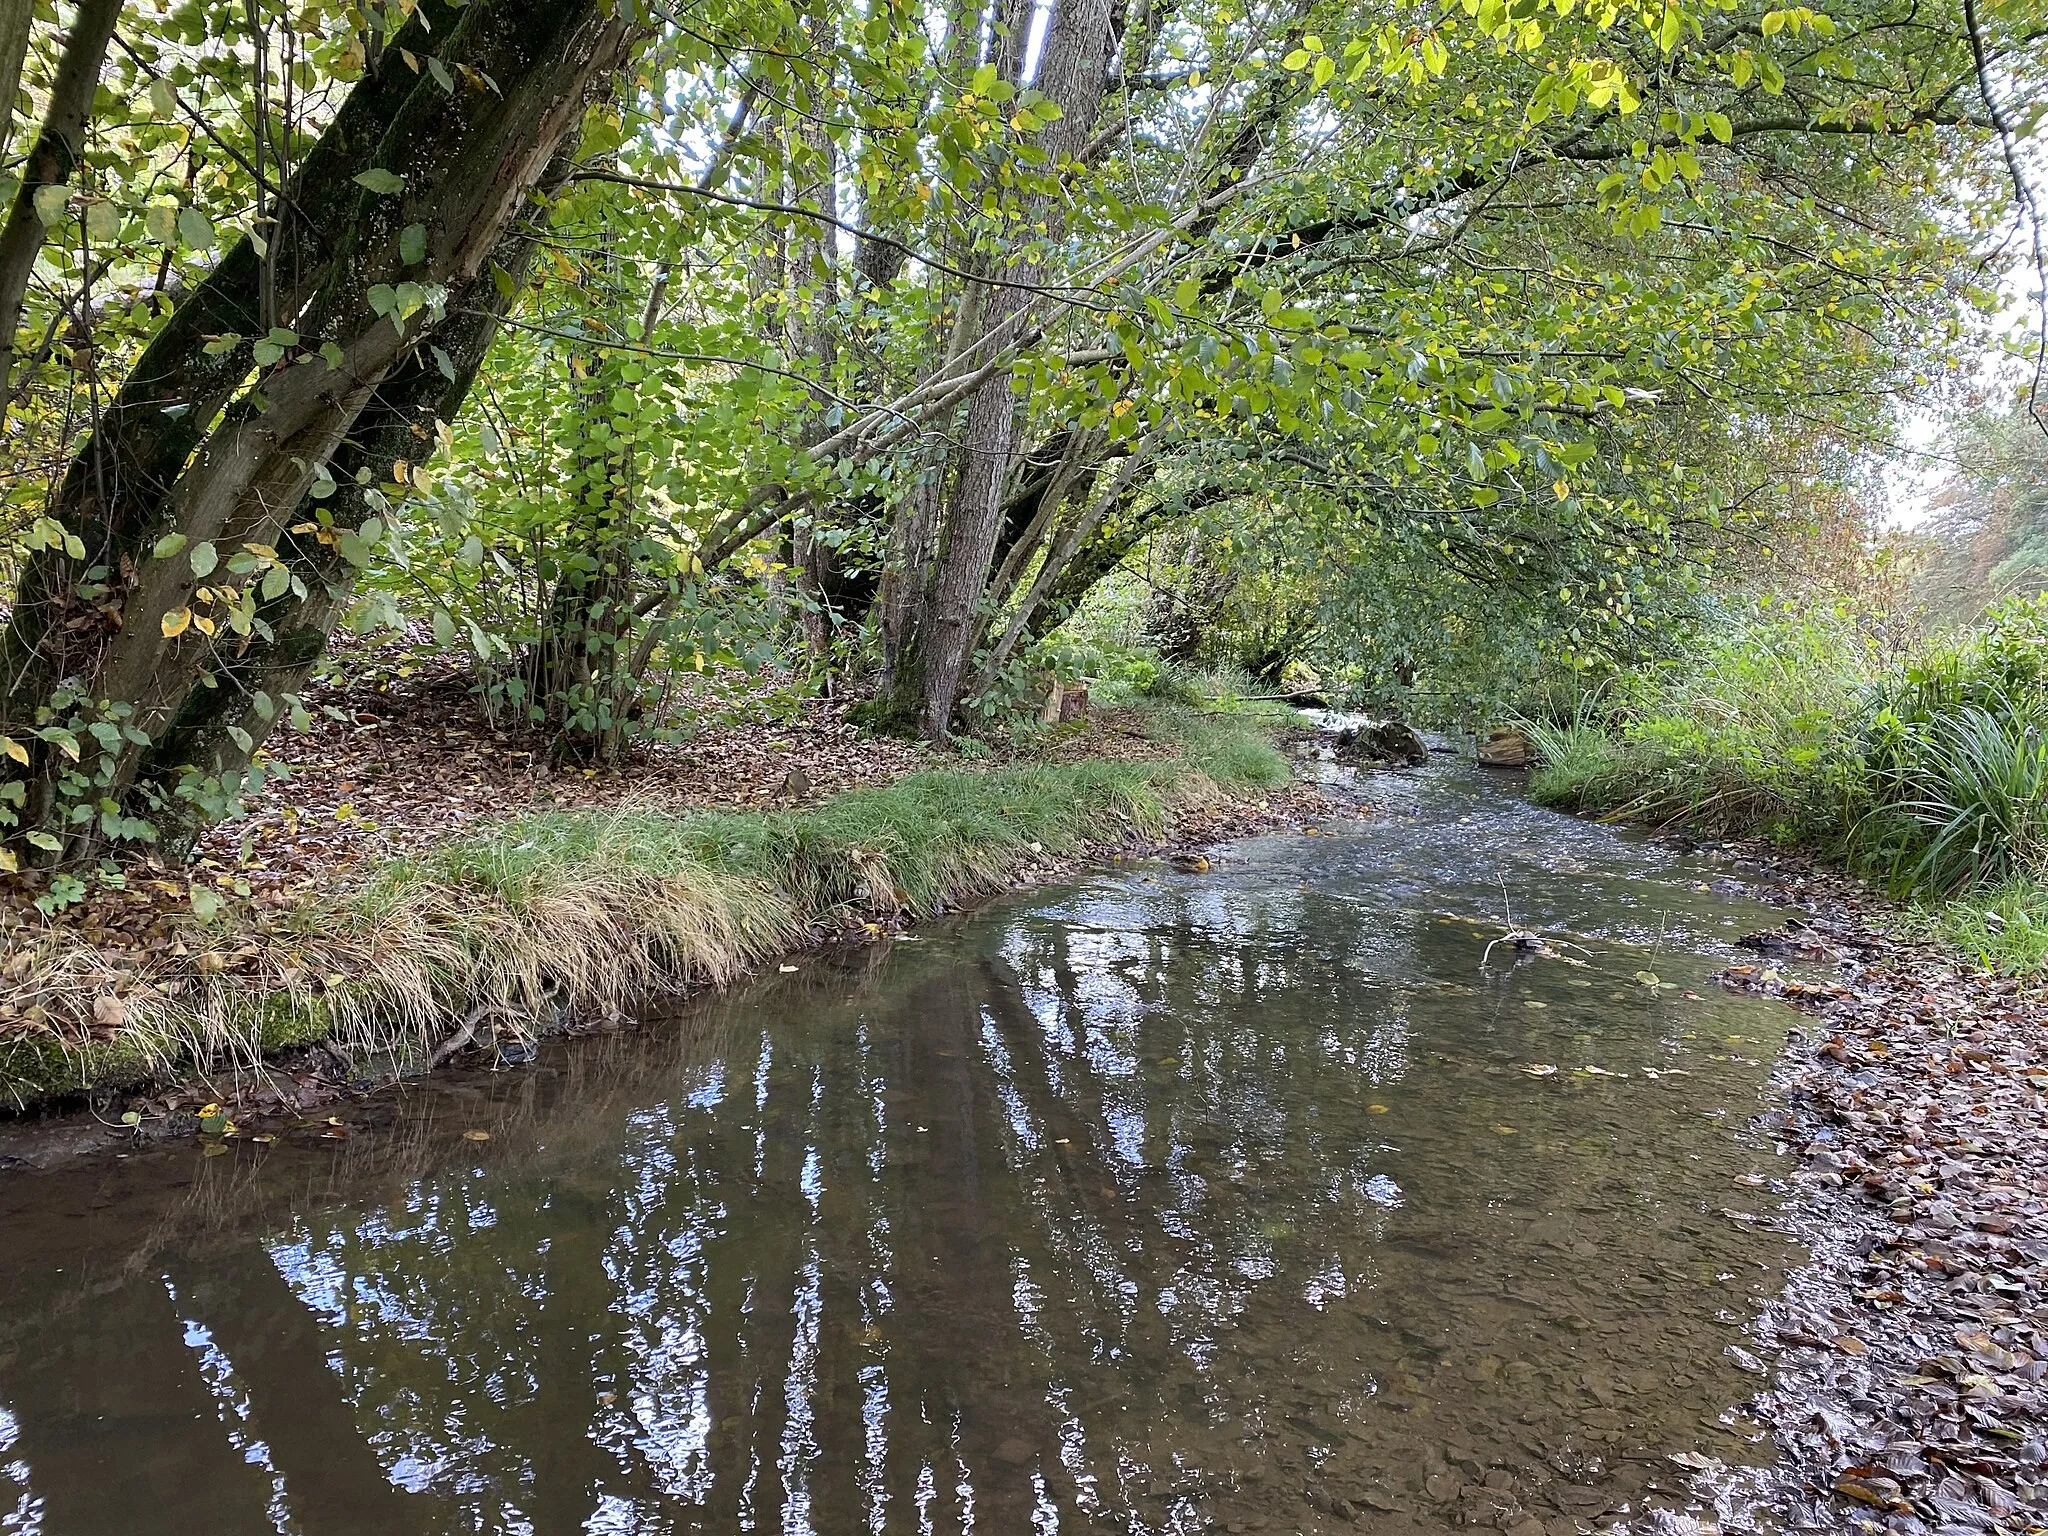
[1647,852,2048,1535]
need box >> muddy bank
[1679,860,2048,1535]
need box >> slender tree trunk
[0,0,121,420]
[911,0,1119,739]
[0,0,32,167]
[786,1,841,670]
[917,339,1025,737]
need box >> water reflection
[0,766,1800,1534]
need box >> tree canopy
[0,0,2039,871]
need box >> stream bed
[0,761,1810,1535]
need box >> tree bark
[0,0,121,420]
[910,0,1120,739]
[138,211,551,822]
[0,0,32,167]
[1,0,636,861]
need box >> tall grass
[1523,611,1871,840]
[1935,876,2048,976]
[0,705,1291,1104]
[1877,701,2048,894]
[1522,597,2048,975]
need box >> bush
[1860,596,2048,895]
[1525,602,2048,967]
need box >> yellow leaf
[0,848,16,873]
[193,612,217,636]
[161,606,192,637]
[1,735,25,765]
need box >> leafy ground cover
[1708,871,2048,1535]
[0,678,1326,1113]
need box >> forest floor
[0,658,1339,1122]
[1690,850,2048,1535]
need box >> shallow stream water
[0,760,1806,1535]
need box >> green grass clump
[1521,598,2048,976]
[1522,612,1871,841]
[1933,877,2048,976]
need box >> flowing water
[0,759,1807,1535]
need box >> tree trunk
[0,0,122,420]
[907,0,1119,740]
[138,214,552,824]
[0,0,33,167]
[1,0,636,863]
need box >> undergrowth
[0,704,1290,1105]
[1521,597,2048,977]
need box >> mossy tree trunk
[0,0,636,864]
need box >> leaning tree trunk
[0,0,636,863]
[136,206,558,830]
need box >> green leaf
[188,540,218,578]
[32,184,68,226]
[353,168,405,195]
[151,531,188,559]
[400,223,428,266]
[149,78,177,118]
[1282,48,1310,70]
[146,201,178,243]
[177,205,215,249]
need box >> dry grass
[0,705,1292,1106]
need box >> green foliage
[1531,603,2048,924]
[1528,609,1873,840]
[1523,704,1622,804]
[1859,597,2048,893]
[0,0,2036,858]
[1934,877,2048,977]
[1912,409,2048,623]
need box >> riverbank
[1657,849,2048,1535]
[0,689,1334,1122]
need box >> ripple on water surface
[0,764,1803,1535]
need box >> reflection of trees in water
[0,881,1789,1534]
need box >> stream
[0,758,1809,1535]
